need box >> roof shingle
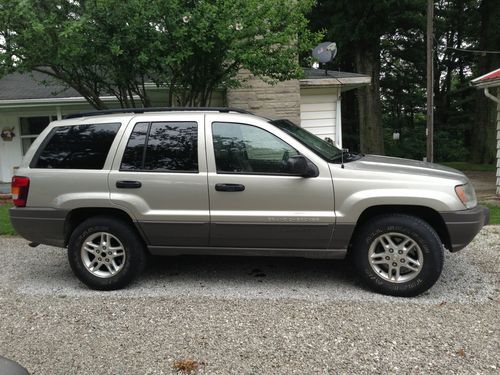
[0,71,80,100]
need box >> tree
[380,0,494,162]
[309,0,424,155]
[470,0,500,163]
[310,0,498,163]
[0,0,319,109]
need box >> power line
[445,46,500,54]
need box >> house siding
[0,105,93,182]
[0,88,226,182]
[0,112,24,183]
[496,90,500,196]
[300,87,339,144]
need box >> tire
[68,216,146,290]
[351,214,444,297]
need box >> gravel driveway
[0,227,499,374]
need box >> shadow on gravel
[145,254,355,285]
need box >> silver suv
[9,108,489,296]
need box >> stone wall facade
[226,70,301,124]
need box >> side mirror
[287,155,319,177]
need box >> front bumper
[440,205,490,252]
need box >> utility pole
[426,0,434,162]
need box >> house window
[20,116,56,154]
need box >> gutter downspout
[484,87,500,104]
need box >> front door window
[212,122,299,174]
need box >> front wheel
[68,216,146,290]
[351,214,444,297]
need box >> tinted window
[212,122,298,174]
[34,123,120,169]
[120,123,148,171]
[120,122,198,172]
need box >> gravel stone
[0,226,498,374]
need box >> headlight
[455,183,477,209]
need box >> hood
[346,155,467,181]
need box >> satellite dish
[312,42,337,64]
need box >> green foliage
[441,162,496,172]
[481,203,500,225]
[309,0,424,52]
[0,202,16,236]
[0,0,320,108]
[308,0,425,154]
[378,1,482,163]
[383,117,426,160]
[309,0,498,162]
[383,121,470,162]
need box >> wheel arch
[64,207,148,247]
[351,205,451,251]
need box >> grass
[481,202,500,225]
[440,162,496,172]
[0,201,16,235]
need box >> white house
[0,69,370,183]
[471,68,500,196]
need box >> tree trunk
[471,0,499,164]
[354,45,385,155]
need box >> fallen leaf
[173,359,200,374]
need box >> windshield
[270,119,342,162]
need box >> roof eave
[471,68,500,84]
[471,78,500,89]
[299,77,371,92]
[0,96,120,109]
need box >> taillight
[11,176,30,207]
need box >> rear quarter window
[31,123,121,169]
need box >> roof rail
[63,107,253,120]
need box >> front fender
[335,188,463,224]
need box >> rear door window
[120,121,198,172]
[32,123,121,169]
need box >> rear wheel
[351,214,444,297]
[68,216,146,290]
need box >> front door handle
[116,180,142,189]
[215,183,245,192]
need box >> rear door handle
[215,183,245,192]
[116,180,142,189]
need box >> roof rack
[63,107,253,120]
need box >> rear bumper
[9,207,67,247]
[440,205,490,252]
